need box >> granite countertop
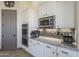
[30,36,78,52]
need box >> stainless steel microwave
[39,16,55,28]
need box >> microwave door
[40,19,49,27]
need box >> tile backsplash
[38,28,75,35]
[38,28,76,41]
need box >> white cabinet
[35,40,43,57]
[55,1,75,28]
[38,2,47,18]
[56,47,76,57]
[29,39,77,57]
[46,2,56,16]
[38,2,56,18]
[43,43,56,57]
[29,39,37,56]
[29,39,43,57]
[38,1,75,28]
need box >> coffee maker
[62,32,74,46]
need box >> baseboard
[0,48,22,51]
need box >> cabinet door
[38,2,47,18]
[35,41,43,57]
[56,1,75,28]
[29,39,43,57]
[46,1,56,16]
[43,43,56,57]
[29,39,37,56]
[57,47,76,57]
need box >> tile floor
[0,49,33,57]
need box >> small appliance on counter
[62,32,75,46]
[31,30,40,38]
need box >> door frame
[1,9,17,49]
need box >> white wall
[76,2,79,49]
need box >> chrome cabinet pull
[46,46,51,48]
[37,43,40,45]
[62,51,69,54]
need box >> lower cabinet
[29,39,43,57]
[35,40,43,57]
[29,39,77,57]
[43,43,56,57]
[29,39,37,56]
[56,47,76,57]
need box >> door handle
[46,46,51,48]
[62,51,69,54]
[2,24,4,27]
[13,34,16,37]
[2,35,4,37]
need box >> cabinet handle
[46,46,51,48]
[57,53,59,56]
[37,43,40,45]
[62,51,69,54]
[33,44,36,46]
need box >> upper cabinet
[56,2,75,28]
[38,2,47,17]
[38,1,56,18]
[38,1,75,28]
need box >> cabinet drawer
[57,47,76,57]
[43,42,56,57]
